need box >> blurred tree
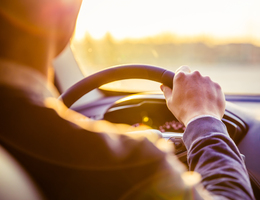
[101,32,118,67]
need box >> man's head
[0,0,82,63]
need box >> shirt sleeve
[183,117,255,200]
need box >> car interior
[1,0,260,199]
[53,45,260,199]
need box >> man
[0,0,255,199]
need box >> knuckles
[174,71,186,82]
[204,76,211,81]
[214,82,221,90]
[192,70,201,77]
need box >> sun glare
[74,0,260,45]
[71,0,260,95]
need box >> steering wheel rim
[60,64,175,108]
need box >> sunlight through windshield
[71,0,260,95]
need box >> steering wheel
[60,64,175,108]
[60,64,188,160]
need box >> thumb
[160,85,172,100]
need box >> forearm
[183,117,255,200]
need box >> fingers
[174,66,191,84]
[161,66,191,95]
[160,65,191,97]
[160,85,172,100]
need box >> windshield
[71,0,260,95]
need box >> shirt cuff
[186,115,222,127]
[183,116,228,151]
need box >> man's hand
[161,66,225,126]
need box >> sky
[74,0,260,44]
